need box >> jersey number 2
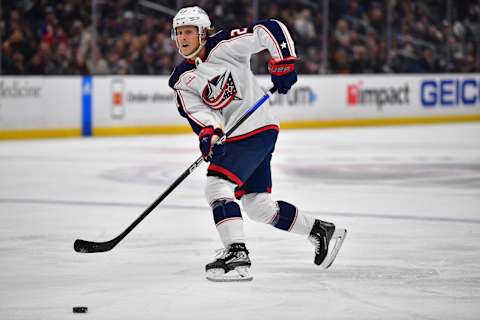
[230,28,248,37]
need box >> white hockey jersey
[168,19,296,139]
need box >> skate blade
[206,266,253,282]
[320,228,347,269]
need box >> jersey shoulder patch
[168,61,196,89]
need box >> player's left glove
[268,57,297,94]
[199,126,225,162]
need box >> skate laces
[308,235,322,254]
[213,244,248,260]
[214,248,229,259]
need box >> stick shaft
[74,86,277,253]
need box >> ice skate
[205,243,253,282]
[309,219,347,269]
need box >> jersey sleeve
[226,19,296,61]
[174,89,223,135]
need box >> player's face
[175,26,200,56]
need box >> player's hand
[199,126,225,161]
[268,57,297,94]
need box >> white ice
[1,123,479,320]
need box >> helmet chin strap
[177,33,206,60]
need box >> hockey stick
[74,86,277,253]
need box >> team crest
[201,72,242,109]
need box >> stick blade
[74,239,115,253]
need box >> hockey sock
[272,201,315,235]
[212,200,245,247]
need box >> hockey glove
[268,57,297,94]
[199,126,225,162]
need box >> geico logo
[347,84,409,109]
[270,86,316,106]
[0,80,41,98]
[421,79,479,107]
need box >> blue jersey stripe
[203,20,294,60]
[272,201,298,231]
[213,201,243,225]
[252,20,293,58]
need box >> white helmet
[171,6,211,59]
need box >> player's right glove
[199,126,225,162]
[268,57,297,94]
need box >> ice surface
[1,123,479,320]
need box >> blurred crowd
[1,0,479,75]
[2,0,92,74]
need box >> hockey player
[169,6,346,281]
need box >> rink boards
[0,74,479,139]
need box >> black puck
[72,306,88,313]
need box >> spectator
[294,9,315,40]
[331,48,350,74]
[417,47,442,73]
[333,19,352,50]
[350,45,376,73]
[1,0,478,75]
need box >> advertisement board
[0,77,81,134]
[264,75,480,123]
[93,76,179,124]
[0,74,478,139]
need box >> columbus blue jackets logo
[201,72,242,109]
